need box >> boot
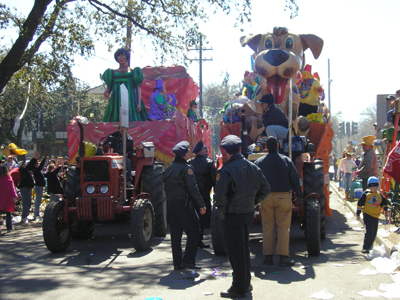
[345,192,350,200]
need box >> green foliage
[358,104,376,139]
[202,72,240,128]
[0,0,299,94]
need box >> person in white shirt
[337,151,356,200]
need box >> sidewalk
[330,181,400,259]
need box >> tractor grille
[83,160,110,182]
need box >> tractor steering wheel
[99,135,121,153]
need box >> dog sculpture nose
[263,50,289,67]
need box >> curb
[329,182,399,259]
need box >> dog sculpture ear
[299,34,324,59]
[240,34,262,53]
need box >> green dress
[102,67,148,122]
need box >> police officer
[214,135,270,298]
[254,136,303,267]
[187,141,217,248]
[163,141,206,270]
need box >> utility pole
[328,58,332,113]
[126,0,132,67]
[189,34,213,118]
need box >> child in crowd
[337,151,356,200]
[356,176,389,253]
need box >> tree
[0,0,299,95]
[358,104,376,139]
[0,68,104,146]
[203,72,239,128]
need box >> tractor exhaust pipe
[241,109,248,158]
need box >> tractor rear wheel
[143,161,167,237]
[303,161,326,240]
[211,205,227,255]
[131,199,155,251]
[43,201,71,253]
[64,165,82,203]
[305,198,321,256]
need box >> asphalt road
[0,192,397,300]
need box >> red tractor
[43,116,167,253]
[212,113,333,256]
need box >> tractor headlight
[100,184,109,194]
[86,184,95,194]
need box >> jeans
[20,187,32,220]
[34,186,44,218]
[266,125,288,140]
[126,157,132,181]
[343,173,352,193]
[363,213,379,250]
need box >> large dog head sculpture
[241,27,323,105]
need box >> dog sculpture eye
[265,39,273,49]
[285,38,293,49]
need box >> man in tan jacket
[357,135,379,191]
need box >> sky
[2,0,400,122]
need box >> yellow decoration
[8,143,28,155]
[85,141,97,157]
[306,113,324,124]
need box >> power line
[189,34,213,118]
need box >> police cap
[172,141,190,157]
[193,141,204,154]
[221,135,242,154]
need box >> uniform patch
[216,173,220,181]
[188,168,193,175]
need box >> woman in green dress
[102,48,148,122]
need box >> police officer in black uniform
[214,135,270,298]
[187,141,217,248]
[163,141,206,270]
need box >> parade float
[43,64,211,254]
[213,27,333,257]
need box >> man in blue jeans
[18,152,39,224]
[32,154,47,221]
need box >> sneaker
[361,249,369,254]
[27,215,34,221]
[126,182,133,188]
[279,256,295,267]
[263,255,273,265]
[20,218,29,224]
[35,217,43,222]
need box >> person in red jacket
[0,166,18,233]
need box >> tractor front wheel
[131,199,155,251]
[43,201,71,253]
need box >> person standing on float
[102,48,148,122]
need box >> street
[0,191,397,300]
